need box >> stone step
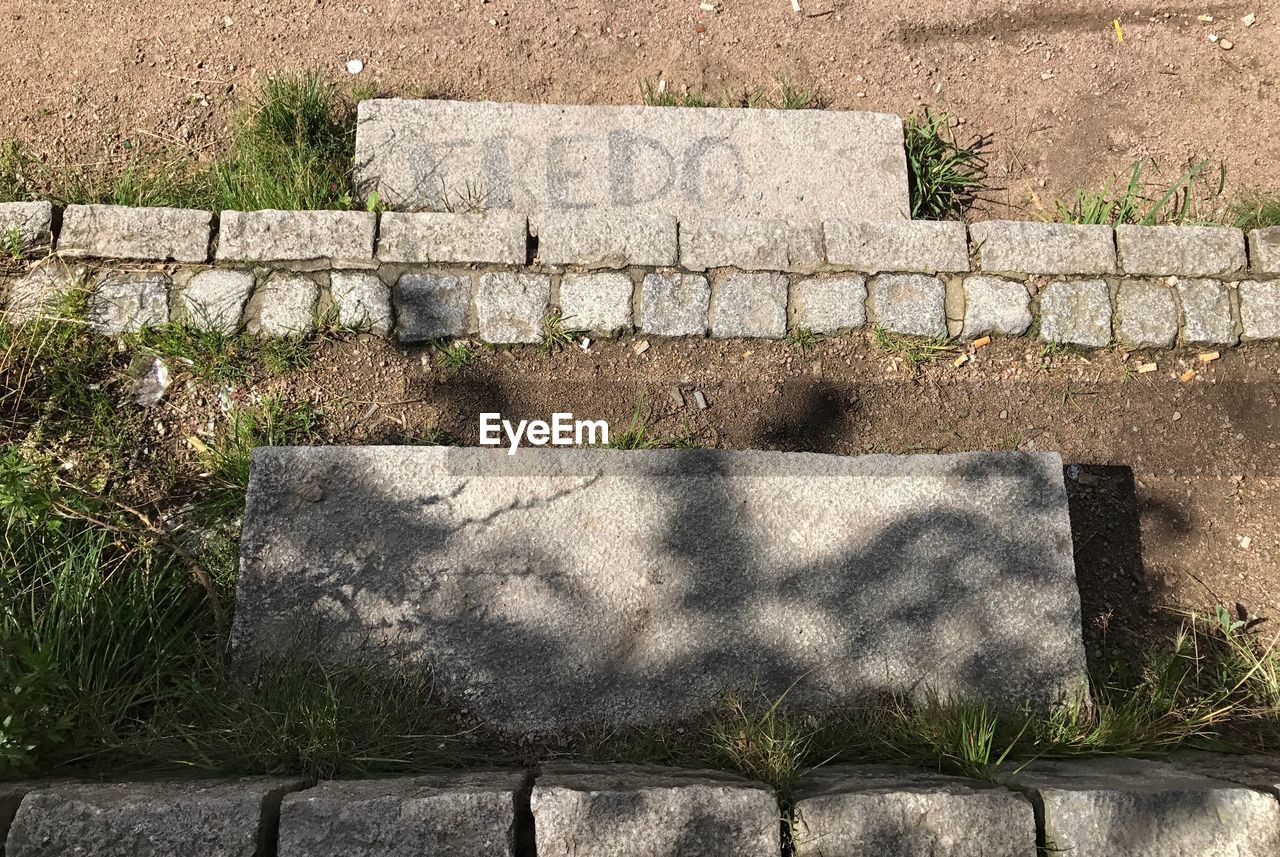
[353,99,910,221]
[231,447,1088,735]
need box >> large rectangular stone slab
[792,765,1037,856]
[353,99,910,221]
[58,204,211,262]
[278,772,524,857]
[5,778,303,857]
[231,448,1087,735]
[531,763,777,857]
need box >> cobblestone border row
[3,202,1280,347]
[2,755,1279,856]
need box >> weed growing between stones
[903,108,989,220]
[1054,159,1227,226]
[433,339,477,376]
[785,327,822,353]
[1231,191,1280,230]
[539,310,586,356]
[872,327,957,375]
[639,79,821,110]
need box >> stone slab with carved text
[353,99,910,221]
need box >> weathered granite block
[231,447,1088,734]
[0,201,53,253]
[377,211,526,264]
[182,270,254,334]
[869,273,947,337]
[277,773,523,857]
[2,259,83,323]
[709,271,787,338]
[532,763,777,857]
[247,273,318,337]
[1248,227,1280,273]
[354,99,910,221]
[1114,281,1178,348]
[997,757,1280,857]
[824,220,969,273]
[961,275,1031,337]
[1,781,37,846]
[392,272,473,342]
[1175,278,1237,345]
[970,222,1116,275]
[1038,279,1112,347]
[1239,280,1280,340]
[792,765,1036,857]
[536,211,677,268]
[58,204,211,262]
[217,210,375,266]
[789,274,867,333]
[88,271,169,334]
[1165,752,1280,797]
[559,272,633,335]
[5,778,302,857]
[476,271,550,343]
[331,271,393,336]
[1116,225,1246,276]
[638,271,710,336]
[680,217,822,273]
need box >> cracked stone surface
[331,271,393,336]
[1038,279,1112,347]
[475,271,551,343]
[393,272,472,342]
[87,271,170,334]
[378,211,526,264]
[1114,280,1178,349]
[709,271,787,338]
[559,272,634,336]
[680,218,822,273]
[869,273,946,337]
[182,269,254,334]
[789,274,867,333]
[638,271,710,336]
[961,275,1032,338]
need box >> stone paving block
[638,271,710,336]
[824,220,969,273]
[354,99,910,220]
[278,772,524,857]
[1248,227,1280,273]
[2,259,83,323]
[869,273,947,337]
[559,272,634,335]
[536,211,677,268]
[970,221,1116,275]
[1,781,39,846]
[997,757,1280,857]
[1175,278,1237,345]
[5,778,303,857]
[231,447,1088,733]
[1165,752,1280,797]
[377,211,526,264]
[961,275,1031,338]
[680,218,823,273]
[87,271,169,334]
[181,269,254,334]
[532,763,777,857]
[58,204,211,262]
[792,764,1036,857]
[476,271,550,343]
[392,272,473,342]
[247,273,318,337]
[0,201,53,253]
[217,210,376,266]
[1239,280,1280,340]
[331,271,393,336]
[1116,225,1246,276]
[789,274,867,333]
[1038,279,1113,347]
[709,271,787,338]
[1114,280,1178,348]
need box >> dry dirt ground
[149,333,1280,665]
[1,1,1277,215]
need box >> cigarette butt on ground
[1198,351,1221,363]
[953,353,971,367]
[1180,369,1197,383]
[1136,363,1158,374]
[973,336,991,349]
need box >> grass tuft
[540,310,585,356]
[872,327,956,374]
[1055,159,1225,226]
[434,339,477,375]
[904,109,989,220]
[1230,191,1280,230]
[785,327,822,352]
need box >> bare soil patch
[1,1,1276,215]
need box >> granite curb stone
[789,274,867,333]
[1249,228,1280,273]
[792,764,1037,857]
[536,211,677,268]
[869,273,947,337]
[182,270,255,334]
[58,204,211,263]
[1038,279,1112,347]
[331,271,393,336]
[559,272,634,335]
[1239,280,1280,340]
[961,275,1032,338]
[217,210,376,265]
[1116,225,1247,276]
[824,220,969,273]
[709,271,788,338]
[277,772,524,857]
[475,271,551,343]
[87,271,170,334]
[680,218,823,273]
[639,271,711,336]
[247,273,319,336]
[393,272,473,341]
[531,763,778,857]
[0,201,54,253]
[377,211,526,264]
[970,221,1116,275]
[1175,278,1237,345]
[1114,280,1178,349]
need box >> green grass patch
[1055,159,1226,226]
[904,109,989,220]
[540,310,586,356]
[872,327,957,374]
[785,327,822,352]
[1231,191,1280,230]
[433,339,477,376]
[640,79,820,109]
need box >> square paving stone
[1175,278,1237,345]
[961,275,1031,337]
[1038,279,1112,347]
[869,273,946,337]
[393,272,473,342]
[789,274,867,333]
[1114,280,1178,348]
[248,273,318,337]
[87,271,170,334]
[638,271,710,336]
[476,272,551,343]
[331,271,393,336]
[182,269,254,334]
[1239,280,1280,340]
[709,271,788,338]
[559,272,634,335]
